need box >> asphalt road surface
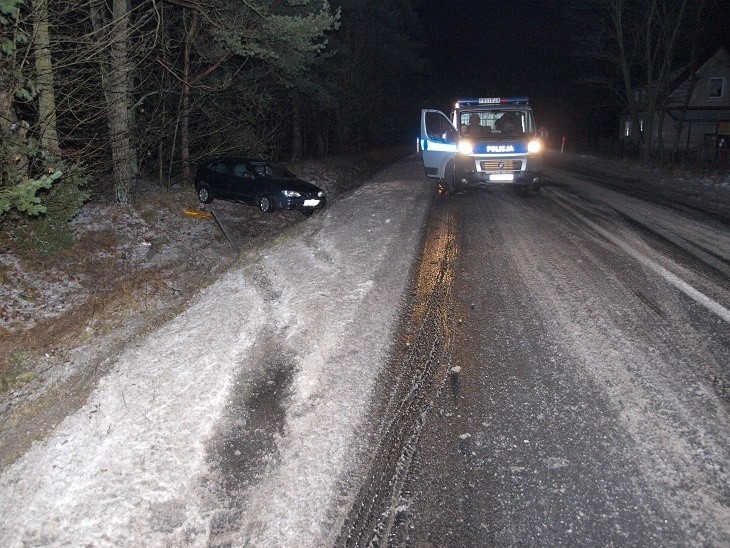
[340,158,730,547]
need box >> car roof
[203,156,275,164]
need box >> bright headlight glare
[528,139,543,153]
[458,140,474,155]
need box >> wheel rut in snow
[206,331,296,545]
[337,194,459,547]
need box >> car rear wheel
[258,195,275,213]
[197,184,213,204]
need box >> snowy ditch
[0,157,433,546]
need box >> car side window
[233,162,249,178]
[211,161,230,174]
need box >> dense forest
[3,0,727,249]
[0,0,427,244]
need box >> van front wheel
[444,161,457,193]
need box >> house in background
[620,48,730,162]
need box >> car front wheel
[259,195,275,213]
[197,184,213,204]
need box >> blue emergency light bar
[455,97,529,108]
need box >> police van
[419,97,544,191]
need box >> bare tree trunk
[639,0,690,162]
[90,0,135,204]
[611,1,642,156]
[1,4,20,134]
[672,0,707,157]
[32,0,59,155]
[0,90,16,132]
[179,11,199,186]
[290,92,303,161]
[109,0,133,203]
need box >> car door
[229,161,256,204]
[420,109,458,179]
[204,160,233,198]
[251,161,282,200]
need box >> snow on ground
[0,190,240,332]
[558,151,730,218]
[544,164,730,270]
[0,157,431,546]
[0,151,727,546]
[0,154,393,432]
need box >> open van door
[420,109,458,179]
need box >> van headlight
[527,139,543,154]
[458,140,474,155]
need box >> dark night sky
[414,0,730,140]
[416,1,571,97]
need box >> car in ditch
[419,97,545,192]
[195,157,326,216]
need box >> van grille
[480,160,522,171]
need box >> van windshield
[459,110,534,138]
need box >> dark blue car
[195,157,326,216]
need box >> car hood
[271,177,324,194]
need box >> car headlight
[317,191,325,198]
[527,139,543,154]
[282,190,301,198]
[458,139,474,155]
